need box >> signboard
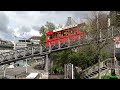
[116,43,120,48]
[114,37,120,48]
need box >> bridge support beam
[45,54,49,73]
[43,54,49,79]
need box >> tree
[39,26,47,35]
[39,26,47,45]
[85,11,112,78]
[39,22,56,45]
[57,24,63,28]
[45,21,56,31]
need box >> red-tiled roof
[29,36,40,40]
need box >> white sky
[0,11,109,41]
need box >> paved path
[0,61,45,79]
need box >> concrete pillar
[45,54,49,73]
[58,39,61,49]
[68,37,70,47]
[42,54,49,79]
[40,46,42,54]
[49,42,51,52]
[32,46,34,55]
[64,64,67,79]
[72,64,74,79]
[15,50,17,59]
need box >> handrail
[81,58,113,76]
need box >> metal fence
[64,63,74,79]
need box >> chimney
[65,17,77,27]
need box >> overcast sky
[0,11,109,41]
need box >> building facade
[15,39,32,49]
[29,36,40,45]
[0,39,14,54]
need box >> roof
[26,73,39,79]
[0,39,14,46]
[7,41,14,45]
[29,36,40,40]
[53,24,78,32]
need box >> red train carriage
[45,23,86,50]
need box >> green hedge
[101,75,118,79]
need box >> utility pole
[14,35,17,59]
[22,32,28,74]
[97,11,101,79]
[24,38,28,74]
[14,35,16,50]
[113,36,117,75]
[114,39,116,65]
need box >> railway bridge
[0,36,91,73]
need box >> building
[15,36,40,49]
[15,39,32,49]
[0,38,14,54]
[29,36,40,45]
[14,37,40,65]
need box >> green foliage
[50,50,71,66]
[75,73,81,79]
[49,65,64,74]
[39,26,47,45]
[101,75,118,79]
[45,21,56,31]
[40,34,46,46]
[101,51,112,61]
[39,26,47,35]
[101,75,111,79]
[39,22,56,45]
[50,44,111,70]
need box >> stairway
[82,66,108,79]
